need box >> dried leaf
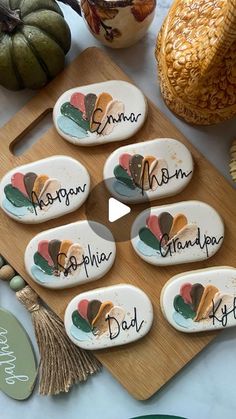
[131,0,156,22]
[81,0,100,34]
[96,6,119,21]
[112,28,122,38]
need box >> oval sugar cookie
[131,201,224,266]
[161,266,236,332]
[0,156,90,224]
[24,220,116,289]
[64,284,153,350]
[104,138,193,203]
[53,80,147,146]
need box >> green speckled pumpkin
[0,0,71,90]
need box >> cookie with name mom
[103,138,193,203]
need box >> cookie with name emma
[53,80,147,146]
[64,284,153,350]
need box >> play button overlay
[109,198,131,223]
[85,178,150,243]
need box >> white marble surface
[1,2,236,419]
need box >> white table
[1,2,236,419]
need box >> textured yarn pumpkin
[0,0,71,90]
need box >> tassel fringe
[16,286,102,395]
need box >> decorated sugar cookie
[161,267,236,332]
[53,80,147,146]
[25,221,116,289]
[0,156,90,224]
[64,284,153,350]
[104,138,193,203]
[131,201,224,265]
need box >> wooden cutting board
[0,47,235,400]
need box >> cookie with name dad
[64,284,153,350]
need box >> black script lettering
[107,112,141,125]
[31,183,87,216]
[106,315,120,340]
[57,245,113,279]
[91,108,142,136]
[106,307,144,340]
[209,297,236,327]
[160,228,224,258]
[140,161,193,195]
[91,108,105,134]
[160,234,170,257]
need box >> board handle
[0,91,53,155]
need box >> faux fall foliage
[131,0,156,22]
[80,0,156,43]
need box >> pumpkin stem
[0,4,23,33]
[58,0,82,16]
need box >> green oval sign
[0,308,37,400]
[130,416,187,419]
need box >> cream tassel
[16,285,102,396]
[229,140,236,183]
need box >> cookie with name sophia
[53,80,147,146]
[24,220,116,289]
[64,284,153,350]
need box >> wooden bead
[0,265,15,282]
[9,275,26,292]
